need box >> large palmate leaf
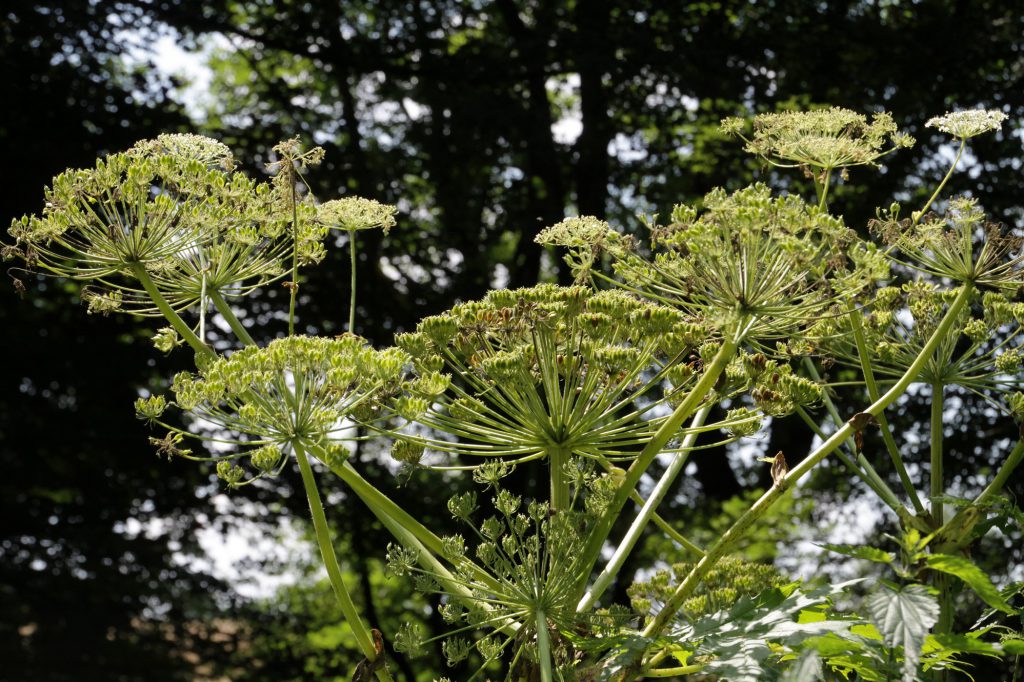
[660,580,861,681]
[865,582,939,682]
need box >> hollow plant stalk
[640,284,974,642]
[131,263,213,359]
[535,611,554,682]
[549,445,570,514]
[316,449,506,595]
[572,332,743,600]
[848,304,926,513]
[931,381,946,526]
[930,380,956,640]
[935,437,1024,553]
[576,405,711,612]
[287,172,300,336]
[293,442,392,681]
[917,138,966,222]
[209,291,256,346]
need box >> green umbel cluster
[139,335,406,486]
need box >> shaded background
[3,1,1024,679]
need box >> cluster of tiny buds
[316,197,398,234]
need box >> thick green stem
[209,290,256,346]
[131,263,213,359]
[818,168,832,211]
[573,335,742,600]
[577,406,711,613]
[318,452,504,593]
[640,285,973,642]
[349,230,357,333]
[535,611,553,682]
[795,406,930,534]
[935,440,1024,553]
[292,443,390,680]
[367,481,519,637]
[802,359,908,515]
[848,305,926,513]
[931,382,945,526]
[634,493,705,556]
[550,445,570,514]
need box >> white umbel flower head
[926,109,1008,139]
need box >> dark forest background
[3,1,1024,680]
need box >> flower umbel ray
[390,284,721,466]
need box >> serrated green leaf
[928,633,1003,657]
[925,554,1016,614]
[865,583,939,682]
[819,543,895,564]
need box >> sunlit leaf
[925,554,1016,615]
[865,583,939,682]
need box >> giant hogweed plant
[6,107,1024,681]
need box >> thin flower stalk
[316,197,397,332]
[931,382,946,526]
[317,449,507,595]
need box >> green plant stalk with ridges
[801,358,908,513]
[535,610,553,682]
[972,439,1024,508]
[848,304,926,513]
[816,168,832,211]
[317,450,506,595]
[293,441,392,681]
[645,663,703,678]
[345,465,520,638]
[620,484,705,556]
[130,263,213,359]
[197,311,397,670]
[573,331,743,601]
[576,405,711,612]
[640,284,974,643]
[549,445,570,514]
[931,381,945,526]
[930,380,956,641]
[209,290,256,346]
[793,405,932,535]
